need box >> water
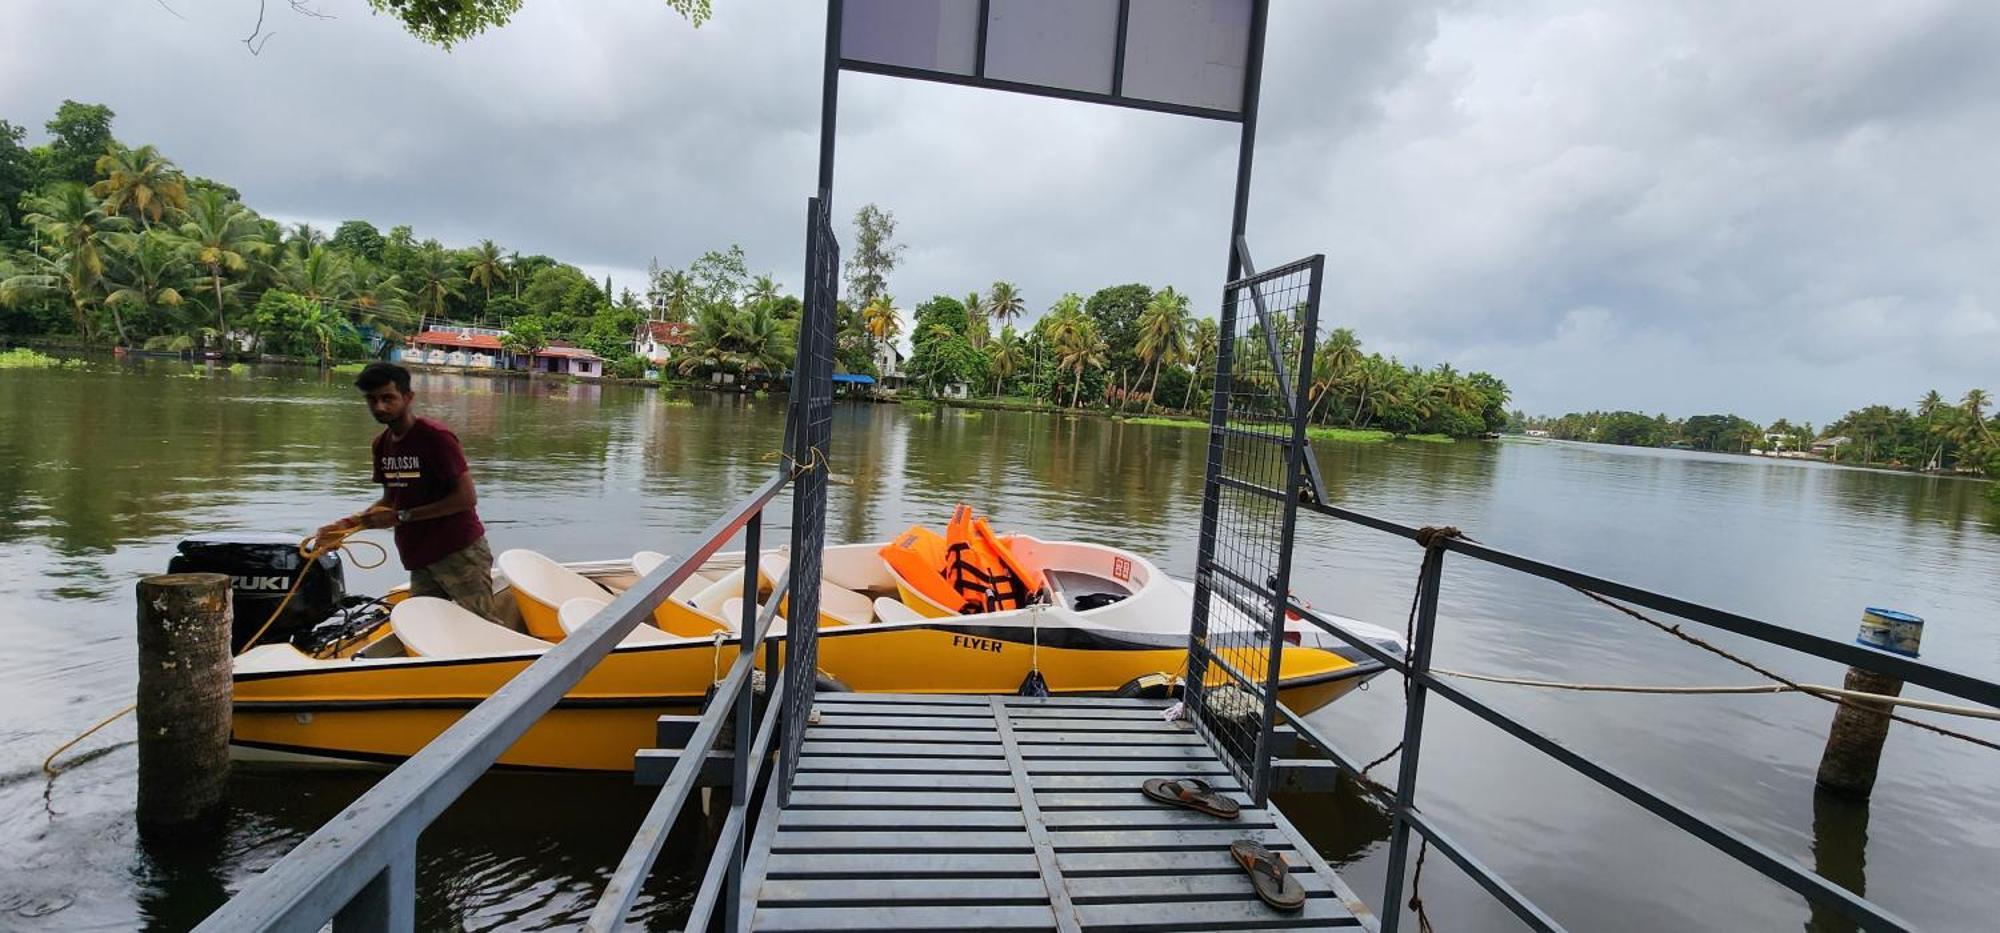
[3,362,1997,930]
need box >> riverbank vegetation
[891,284,1511,439]
[1523,391,2000,478]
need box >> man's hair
[354,362,412,394]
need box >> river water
[2,362,1996,931]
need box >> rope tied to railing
[1357,526,1467,788]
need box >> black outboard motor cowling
[168,532,346,653]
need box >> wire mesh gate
[1185,252,1325,806]
[778,195,838,805]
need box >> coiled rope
[42,524,387,777]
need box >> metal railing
[201,198,842,932]
[194,469,794,932]
[1263,497,2000,933]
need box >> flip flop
[1140,777,1241,819]
[1230,839,1306,912]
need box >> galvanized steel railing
[1271,498,2000,933]
[194,468,794,932]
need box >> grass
[330,362,366,375]
[0,348,80,369]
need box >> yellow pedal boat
[230,535,1401,771]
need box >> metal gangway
[193,3,2000,930]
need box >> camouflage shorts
[409,536,496,621]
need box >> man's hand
[356,507,400,530]
[316,514,362,540]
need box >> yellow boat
[230,534,1401,771]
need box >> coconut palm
[732,302,792,375]
[464,239,509,304]
[990,325,1024,398]
[1055,317,1107,408]
[1182,317,1219,411]
[12,186,130,338]
[861,294,901,345]
[408,244,465,321]
[285,222,326,261]
[91,145,189,229]
[100,231,191,345]
[1963,389,1993,442]
[286,246,355,309]
[962,291,990,351]
[177,189,270,339]
[297,301,352,365]
[748,274,781,309]
[1134,287,1191,413]
[988,281,1025,330]
[659,270,696,323]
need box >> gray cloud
[4,0,1995,423]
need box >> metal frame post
[1379,547,1445,933]
[1223,0,1269,283]
[817,0,842,203]
[331,845,413,932]
[723,513,761,933]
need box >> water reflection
[1,367,1996,931]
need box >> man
[320,362,494,620]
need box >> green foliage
[1084,283,1150,387]
[367,0,711,48]
[609,353,649,379]
[845,204,903,305]
[331,220,385,260]
[42,100,117,185]
[0,120,34,237]
[0,347,79,369]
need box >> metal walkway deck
[738,693,1371,932]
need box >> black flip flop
[1231,839,1306,912]
[1140,777,1241,819]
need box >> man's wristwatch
[396,509,413,524]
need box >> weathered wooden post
[136,572,234,837]
[1815,608,1923,799]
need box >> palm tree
[408,244,465,321]
[988,281,1025,330]
[660,271,696,323]
[861,294,901,346]
[464,239,509,304]
[731,302,792,375]
[91,145,189,229]
[287,246,355,309]
[350,262,413,355]
[963,291,991,351]
[748,274,781,308]
[1055,317,1107,408]
[285,222,326,261]
[1182,317,1219,411]
[1965,389,1994,444]
[100,231,190,345]
[1134,287,1191,413]
[990,325,1024,398]
[178,189,269,340]
[13,186,129,338]
[297,301,351,365]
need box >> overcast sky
[4,0,1995,423]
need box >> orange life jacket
[881,507,1047,615]
[944,505,1045,613]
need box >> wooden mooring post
[136,572,234,838]
[1815,608,1924,799]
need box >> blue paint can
[1856,608,1924,658]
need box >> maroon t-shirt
[371,417,485,571]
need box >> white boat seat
[757,552,873,626]
[557,597,675,646]
[497,549,614,639]
[721,597,780,631]
[873,597,927,625]
[235,643,318,673]
[392,596,551,657]
[631,550,670,576]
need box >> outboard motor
[168,532,346,653]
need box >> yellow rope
[42,703,137,776]
[43,525,388,778]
